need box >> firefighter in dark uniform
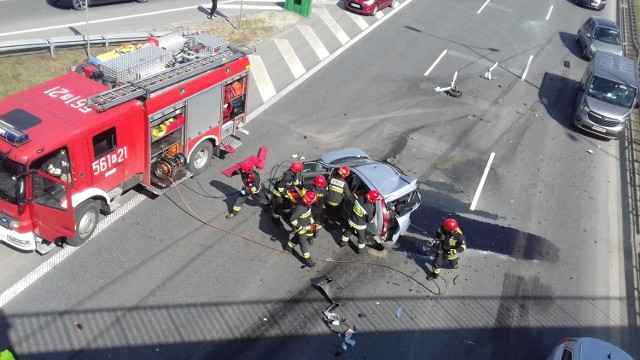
[427,218,467,280]
[271,161,303,221]
[306,175,328,235]
[226,160,269,219]
[325,166,352,225]
[341,190,381,253]
[43,148,71,183]
[286,191,318,267]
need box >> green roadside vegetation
[0,11,301,99]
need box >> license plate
[592,125,606,133]
[350,3,362,8]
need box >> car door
[585,18,597,49]
[29,171,75,241]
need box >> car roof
[591,16,619,29]
[576,337,633,360]
[318,148,417,199]
[593,52,637,87]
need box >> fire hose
[168,178,448,296]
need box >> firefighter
[341,190,381,253]
[427,218,467,280]
[325,166,353,225]
[285,191,318,267]
[226,160,269,219]
[42,148,70,183]
[306,175,328,235]
[271,161,303,221]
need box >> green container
[285,0,312,17]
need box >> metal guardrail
[619,0,640,356]
[0,31,178,56]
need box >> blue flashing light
[0,120,30,146]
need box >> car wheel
[371,4,379,15]
[136,0,148,3]
[582,45,589,59]
[72,0,86,10]
[187,141,214,176]
[66,200,100,247]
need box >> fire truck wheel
[67,200,100,247]
[187,141,214,176]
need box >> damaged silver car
[301,148,421,247]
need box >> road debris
[72,320,83,331]
[396,306,404,318]
[311,276,345,304]
[586,149,594,154]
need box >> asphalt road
[0,0,637,359]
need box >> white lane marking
[0,3,279,38]
[248,0,412,122]
[470,152,495,211]
[374,11,384,19]
[0,193,147,307]
[248,54,277,102]
[298,25,330,60]
[274,39,306,79]
[545,5,553,20]
[317,8,350,45]
[346,11,369,30]
[424,49,448,77]
[521,55,534,81]
[477,0,490,14]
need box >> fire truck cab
[0,31,254,254]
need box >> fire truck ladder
[87,45,255,112]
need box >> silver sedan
[576,16,623,60]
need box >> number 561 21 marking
[92,146,128,176]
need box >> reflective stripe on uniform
[348,219,366,230]
[352,201,365,218]
[232,205,242,211]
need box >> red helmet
[338,166,350,178]
[443,218,458,232]
[314,175,326,187]
[303,191,318,205]
[366,190,381,202]
[239,160,253,173]
[290,161,303,173]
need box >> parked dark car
[49,0,148,10]
[301,148,421,247]
[576,16,623,60]
[344,0,398,16]
[574,0,606,10]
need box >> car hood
[353,163,418,200]
[586,95,631,119]
[592,40,623,56]
[321,147,369,164]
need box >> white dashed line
[317,8,350,45]
[346,11,369,30]
[546,5,553,20]
[470,152,495,211]
[424,49,447,77]
[248,55,277,102]
[521,55,534,81]
[298,25,330,61]
[274,39,306,79]
[477,0,490,14]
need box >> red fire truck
[0,31,254,254]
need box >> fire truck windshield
[0,155,26,204]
